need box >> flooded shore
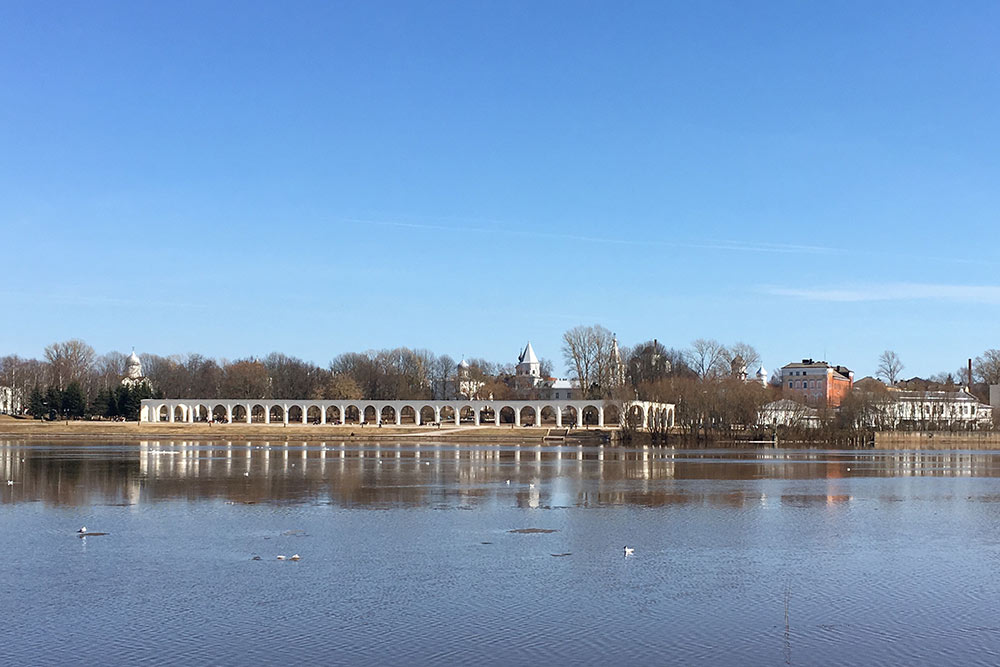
[5,439,1000,665]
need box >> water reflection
[5,440,1000,509]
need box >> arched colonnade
[140,399,675,430]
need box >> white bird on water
[276,555,286,560]
[78,527,87,534]
[289,554,301,561]
[623,546,634,557]
[6,480,13,486]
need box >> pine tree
[44,386,61,420]
[28,386,45,419]
[61,382,86,419]
[91,388,111,418]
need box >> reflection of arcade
[2,442,995,510]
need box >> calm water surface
[4,439,1000,666]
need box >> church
[121,350,152,390]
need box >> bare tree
[877,350,904,386]
[729,342,761,373]
[562,325,616,398]
[44,339,96,391]
[973,349,1000,385]
[685,339,730,380]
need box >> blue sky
[2,1,998,378]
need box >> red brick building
[781,359,854,408]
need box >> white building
[515,341,542,389]
[433,359,486,400]
[121,350,152,390]
[887,388,992,430]
[538,378,580,401]
[759,399,821,429]
[0,386,23,415]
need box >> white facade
[516,341,541,388]
[759,399,821,429]
[0,386,22,415]
[887,389,992,430]
[122,349,151,389]
[433,359,486,400]
[140,397,674,430]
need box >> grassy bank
[0,416,617,443]
[874,431,1000,450]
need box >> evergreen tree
[91,388,111,418]
[28,386,45,419]
[44,386,61,420]
[61,382,86,419]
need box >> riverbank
[0,416,615,443]
[874,431,1000,450]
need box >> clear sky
[2,1,998,378]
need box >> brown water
[4,439,1000,665]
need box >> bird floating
[289,554,301,561]
[623,546,635,557]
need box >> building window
[789,382,793,388]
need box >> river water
[4,439,1000,666]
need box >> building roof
[782,359,852,379]
[519,341,538,365]
[893,389,988,405]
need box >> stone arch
[667,408,674,427]
[158,405,169,421]
[325,405,341,424]
[540,406,558,426]
[479,405,496,423]
[269,405,285,423]
[307,405,322,424]
[626,405,645,429]
[288,405,304,423]
[519,406,536,426]
[459,405,476,424]
[363,405,378,423]
[440,406,456,423]
[582,404,600,426]
[212,404,227,422]
[499,406,516,424]
[381,405,396,424]
[194,404,210,422]
[252,404,266,422]
[604,404,621,425]
[400,405,418,425]
[173,405,186,422]
[232,404,247,422]
[420,405,436,424]
[344,405,361,424]
[564,405,581,426]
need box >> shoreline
[4,418,1000,450]
[0,418,615,443]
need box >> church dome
[756,365,767,378]
[127,350,141,367]
[457,359,470,369]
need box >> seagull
[5,480,13,486]
[529,483,535,489]
[244,472,250,477]
[289,554,301,561]
[276,555,286,560]
[506,480,510,485]
[78,527,87,534]
[623,546,634,557]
